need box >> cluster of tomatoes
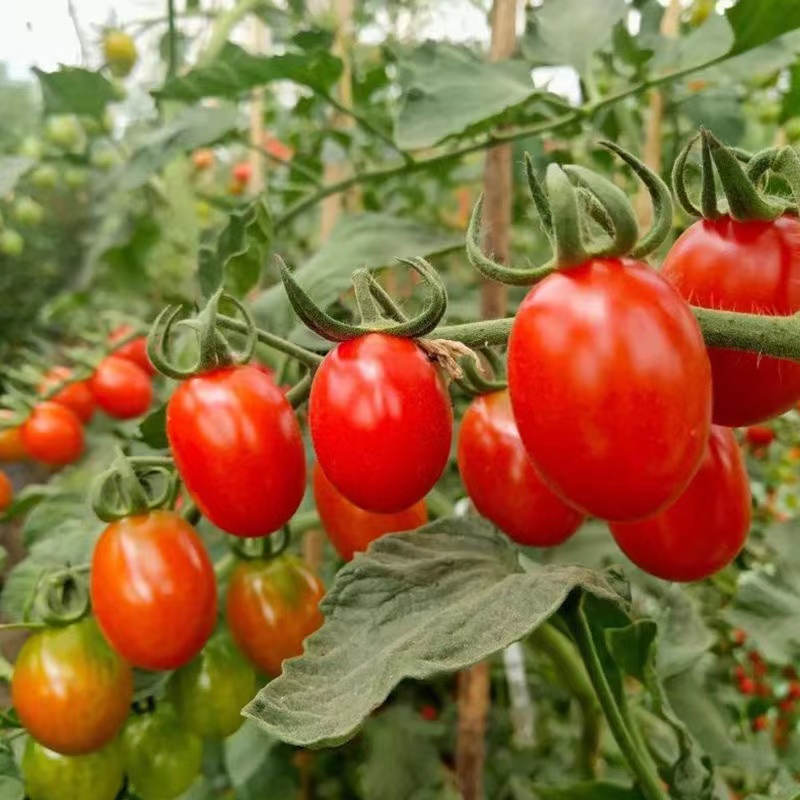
[191,147,255,196]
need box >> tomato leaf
[0,741,24,800]
[244,516,625,747]
[33,67,117,119]
[726,0,800,55]
[153,43,343,101]
[224,721,299,799]
[138,404,168,450]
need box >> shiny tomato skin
[90,356,153,419]
[313,462,428,560]
[110,325,157,375]
[12,618,133,755]
[168,633,256,739]
[39,367,95,423]
[23,738,125,800]
[610,425,751,581]
[167,365,305,537]
[21,402,84,466]
[309,334,453,514]
[90,510,217,671]
[123,705,202,800]
[226,555,324,677]
[0,469,12,511]
[457,390,585,546]
[662,215,800,425]
[507,258,712,522]
[0,410,27,461]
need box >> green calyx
[147,288,257,380]
[453,348,507,397]
[91,450,178,523]
[466,142,672,286]
[230,526,291,561]
[277,255,447,343]
[34,569,90,626]
[672,128,790,222]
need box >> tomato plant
[89,355,153,419]
[39,367,95,423]
[458,390,584,546]
[90,510,217,670]
[21,402,84,466]
[167,364,305,537]
[22,739,125,800]
[226,554,324,677]
[313,461,428,560]
[309,334,453,513]
[11,617,133,755]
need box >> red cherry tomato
[610,426,750,582]
[39,367,95,423]
[507,258,711,521]
[90,356,152,419]
[313,462,428,560]
[457,390,584,546]
[109,325,156,375]
[309,334,453,513]
[90,510,217,670]
[226,554,324,677]
[21,402,84,466]
[232,162,252,184]
[0,410,27,461]
[745,425,775,447]
[12,617,133,755]
[167,365,305,538]
[662,215,800,425]
[0,469,12,511]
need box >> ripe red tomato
[226,554,324,677]
[232,162,252,184]
[90,356,152,419]
[109,325,156,375]
[39,367,95,423]
[0,469,12,511]
[610,426,750,582]
[745,425,775,447]
[310,334,452,513]
[21,402,84,466]
[167,365,305,537]
[662,216,800,426]
[457,390,584,546]
[23,738,125,800]
[508,258,711,521]
[90,510,217,670]
[192,148,214,170]
[12,617,133,755]
[0,410,27,461]
[313,462,428,560]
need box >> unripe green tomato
[64,168,87,189]
[123,704,202,800]
[195,199,212,222]
[168,633,257,739]
[45,115,84,151]
[101,109,115,134]
[756,101,782,125]
[22,738,125,800]
[90,145,121,171]
[13,197,44,226]
[785,117,800,143]
[0,229,24,256]
[18,136,43,160]
[103,30,138,78]
[30,164,59,189]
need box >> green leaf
[535,783,645,800]
[0,741,24,800]
[0,156,33,196]
[153,42,343,101]
[781,63,800,123]
[244,516,624,747]
[33,67,117,118]
[253,212,459,336]
[726,0,800,56]
[522,0,627,74]
[201,197,272,299]
[394,44,539,150]
[138,404,168,450]
[115,105,241,192]
[679,88,745,145]
[224,722,299,799]
[606,620,658,685]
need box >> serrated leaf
[33,67,117,118]
[252,212,460,336]
[726,0,800,55]
[394,44,539,150]
[138,404,169,450]
[153,43,343,101]
[244,516,624,747]
[0,156,34,196]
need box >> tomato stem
[562,595,669,800]
[217,313,324,368]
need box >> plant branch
[216,314,324,367]
[241,140,322,187]
[166,0,178,80]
